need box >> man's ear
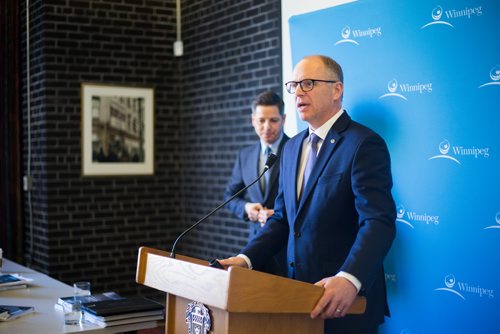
[334,82,344,101]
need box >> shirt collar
[260,132,283,154]
[308,109,344,141]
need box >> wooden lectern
[136,246,366,334]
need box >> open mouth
[297,101,309,110]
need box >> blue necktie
[301,133,320,197]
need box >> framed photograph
[81,83,154,176]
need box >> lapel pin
[330,139,336,144]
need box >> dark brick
[21,0,281,299]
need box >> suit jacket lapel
[245,142,264,203]
[264,136,289,201]
[289,130,309,219]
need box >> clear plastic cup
[73,281,91,296]
[63,300,82,325]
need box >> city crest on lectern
[185,301,211,334]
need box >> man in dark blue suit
[223,91,288,276]
[220,55,396,334]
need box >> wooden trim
[0,0,23,262]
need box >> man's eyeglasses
[284,79,338,94]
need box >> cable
[25,0,33,267]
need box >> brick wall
[178,0,282,259]
[22,0,281,298]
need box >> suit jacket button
[289,261,294,267]
[294,231,301,238]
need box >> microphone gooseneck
[264,152,278,170]
[170,153,278,258]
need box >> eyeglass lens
[286,80,314,93]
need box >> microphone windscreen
[265,153,278,169]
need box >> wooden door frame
[0,0,24,262]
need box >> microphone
[170,153,279,260]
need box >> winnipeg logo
[428,139,461,165]
[396,204,439,229]
[484,212,500,230]
[421,5,453,28]
[429,139,490,164]
[185,301,211,334]
[396,205,413,229]
[435,274,465,300]
[379,78,432,101]
[334,25,382,46]
[421,5,482,29]
[379,79,406,100]
[435,274,494,299]
[335,26,358,45]
[478,65,500,88]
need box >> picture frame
[81,83,154,176]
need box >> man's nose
[294,84,305,96]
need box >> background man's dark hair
[251,91,285,116]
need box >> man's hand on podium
[217,256,249,270]
[310,276,357,319]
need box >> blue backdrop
[288,1,499,333]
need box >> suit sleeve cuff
[237,254,252,270]
[336,271,361,293]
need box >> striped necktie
[300,133,320,198]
